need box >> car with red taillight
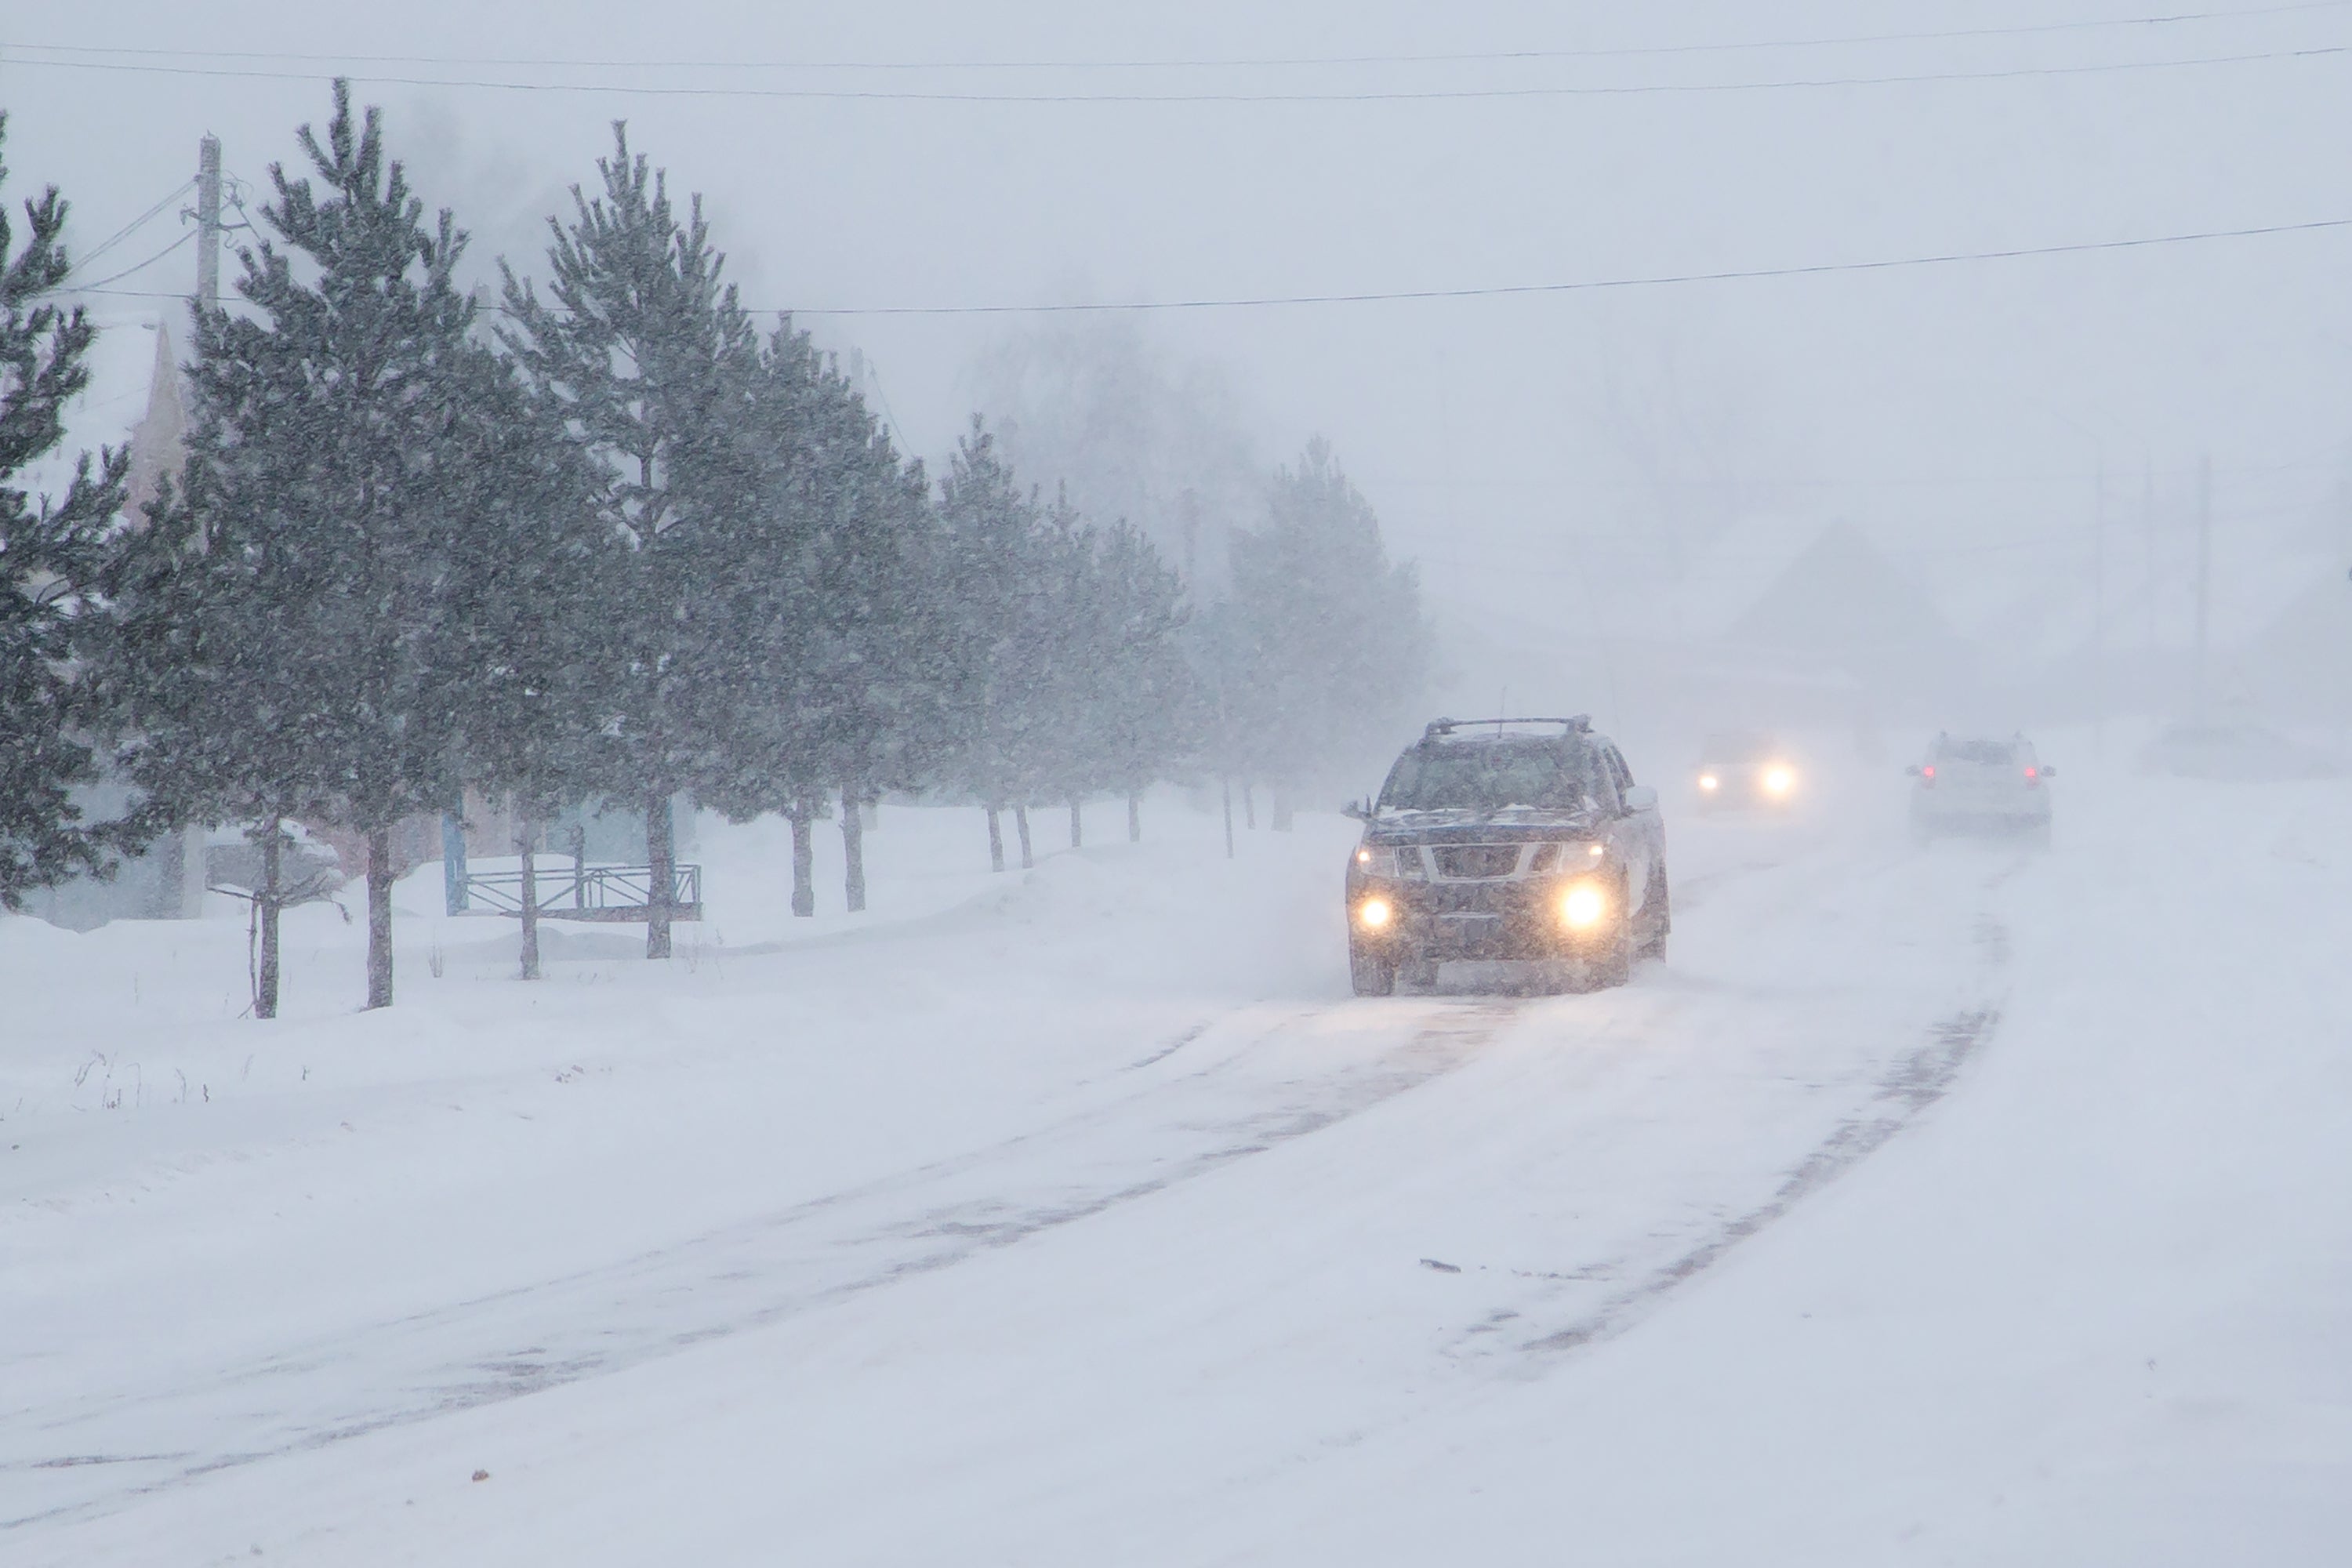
[1907,731,2054,846]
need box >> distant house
[1654,516,1979,726]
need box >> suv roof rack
[1422,715,1591,739]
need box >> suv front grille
[1432,844,1523,880]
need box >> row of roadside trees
[2,87,1430,1014]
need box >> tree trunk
[646,789,674,960]
[840,783,867,913]
[517,809,540,982]
[1127,791,1142,843]
[569,821,586,913]
[1014,804,1033,869]
[986,804,1004,873]
[152,823,187,918]
[1221,776,1235,860]
[1243,782,1257,830]
[365,826,394,1011]
[1272,792,1294,833]
[256,816,281,1020]
[1069,798,1082,849]
[790,807,815,917]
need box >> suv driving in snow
[1907,732,2055,845]
[1343,717,1670,995]
[1693,731,1799,811]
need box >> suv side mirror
[1341,799,1370,821]
[2038,764,2058,779]
[1904,764,1922,777]
[1621,784,1658,814]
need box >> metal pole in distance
[2092,459,2107,757]
[2194,453,2212,714]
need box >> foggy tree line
[2,87,1430,1014]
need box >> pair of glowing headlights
[1697,765,1796,796]
[1354,878,1609,933]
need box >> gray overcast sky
[9,0,2351,642]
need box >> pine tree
[441,352,615,980]
[1223,438,1430,811]
[1083,520,1194,840]
[935,418,1059,871]
[105,441,323,1017]
[691,322,832,918]
[115,83,513,1011]
[694,323,942,916]
[0,114,140,909]
[499,125,763,958]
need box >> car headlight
[1762,765,1795,796]
[1356,896,1394,931]
[1697,774,1719,791]
[1355,845,1407,877]
[1559,880,1607,929]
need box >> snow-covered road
[5,745,2347,1564]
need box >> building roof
[19,311,180,523]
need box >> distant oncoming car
[1907,733,2053,846]
[1693,731,1798,811]
[1343,717,1670,996]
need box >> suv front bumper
[1348,876,1621,962]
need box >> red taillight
[2024,766,2040,786]
[1921,764,1935,780]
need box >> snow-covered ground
[5,746,2349,1565]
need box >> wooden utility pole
[154,136,227,922]
[195,134,223,307]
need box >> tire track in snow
[1516,1004,2001,1356]
[1502,858,2021,1361]
[0,1000,1517,1532]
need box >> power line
[64,177,195,280]
[8,2,2346,73]
[64,229,194,295]
[62,214,2350,316]
[768,216,2352,316]
[0,43,2342,103]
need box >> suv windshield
[1377,740,1604,815]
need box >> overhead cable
[6,2,2347,73]
[64,176,196,280]
[62,229,195,295]
[0,43,2342,103]
[61,215,2349,315]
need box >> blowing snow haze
[7,2,2352,1563]
[13,0,2352,724]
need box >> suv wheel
[1585,884,1635,991]
[1349,946,1396,997]
[1636,865,1670,961]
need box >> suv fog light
[1697,774,1719,791]
[1560,882,1606,929]
[1762,765,1795,796]
[1357,897,1393,931]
